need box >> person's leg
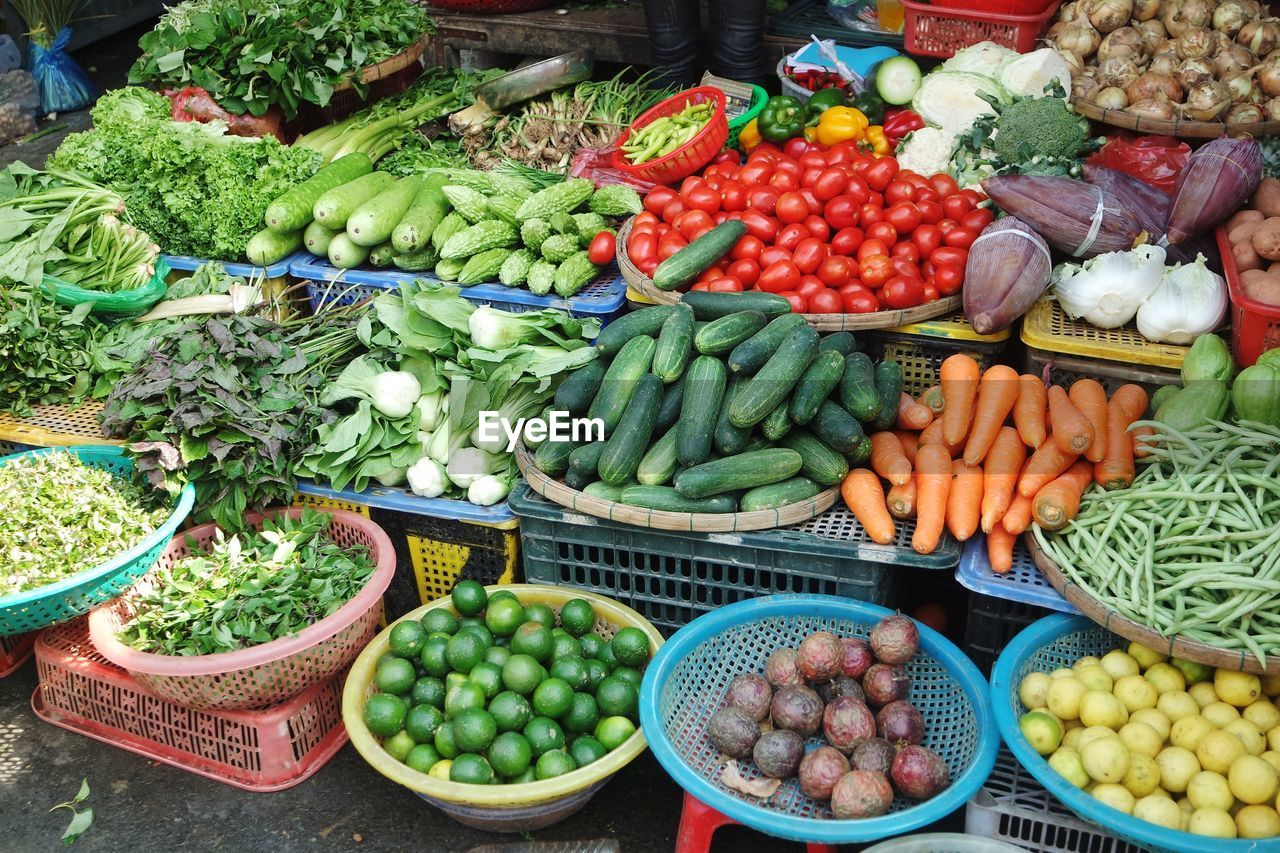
[642,0,702,89]
[708,0,768,87]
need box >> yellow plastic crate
[863,312,1011,397]
[0,401,116,454]
[885,313,1010,344]
[1020,300,1188,370]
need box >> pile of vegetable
[707,615,950,816]
[1222,177,1280,307]
[0,450,169,597]
[1017,641,1280,840]
[0,288,103,417]
[621,98,715,165]
[1143,333,1279,431]
[117,509,376,656]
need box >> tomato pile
[626,138,994,314]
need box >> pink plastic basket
[33,619,347,791]
[88,507,394,711]
[1,631,35,677]
[611,87,728,186]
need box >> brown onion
[1098,27,1146,64]
[1265,98,1280,120]
[1057,49,1087,75]
[1178,57,1216,90]
[1224,71,1259,102]
[1213,30,1237,56]
[1175,28,1217,60]
[1074,75,1103,101]
[1093,86,1130,110]
[1180,80,1232,120]
[1226,103,1265,123]
[1213,0,1253,37]
[1149,51,1180,76]
[1060,0,1082,23]
[1098,57,1142,89]
[1127,71,1183,103]
[1128,98,1177,120]
[1180,0,1213,29]
[1259,58,1280,97]
[1046,21,1066,44]
[1240,20,1280,56]
[1135,19,1168,52]
[1059,21,1103,57]
[1214,44,1255,79]
[1133,0,1160,20]
[1086,0,1133,34]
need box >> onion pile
[1054,0,1280,123]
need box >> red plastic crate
[929,0,1055,13]
[1,632,35,677]
[612,87,728,186]
[901,0,1059,57]
[1217,226,1280,366]
[31,619,348,792]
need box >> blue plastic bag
[27,27,96,114]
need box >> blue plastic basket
[956,535,1077,615]
[991,614,1271,853]
[294,479,515,525]
[0,446,195,636]
[638,594,999,844]
[162,252,303,281]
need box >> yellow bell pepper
[814,106,868,148]
[862,125,891,156]
[804,125,819,143]
[738,118,762,152]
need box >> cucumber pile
[531,290,905,515]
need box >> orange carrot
[1131,424,1156,458]
[896,392,933,431]
[919,418,962,457]
[1032,460,1094,531]
[1017,439,1079,498]
[946,459,984,542]
[1095,385,1149,491]
[980,426,1027,533]
[841,469,895,545]
[870,431,912,487]
[1013,374,1047,449]
[987,525,1017,574]
[1001,493,1035,535]
[918,384,945,414]
[912,443,953,555]
[1047,384,1094,455]
[1069,379,1109,464]
[891,429,920,466]
[962,365,1021,465]
[940,354,980,447]
[887,478,917,520]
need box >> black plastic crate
[963,591,1051,676]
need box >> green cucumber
[780,431,849,486]
[245,227,302,266]
[346,176,426,247]
[840,352,881,423]
[739,477,822,512]
[565,466,596,491]
[265,152,372,233]
[583,481,629,502]
[569,442,605,478]
[619,485,737,514]
[728,313,807,375]
[652,303,694,384]
[523,406,553,449]
[534,439,574,476]
[818,331,858,356]
[303,220,340,256]
[595,305,676,357]
[652,220,747,291]
[367,242,395,268]
[313,171,397,228]
[636,424,679,486]
[588,335,656,435]
[848,434,873,465]
[598,374,663,485]
[694,310,768,356]
[328,232,370,269]
[789,350,846,426]
[810,401,865,454]
[554,361,606,415]
[761,401,792,442]
[682,290,792,320]
[391,174,451,253]
[714,377,751,456]
[871,360,904,432]
[656,372,685,434]
[677,356,726,467]
[729,325,819,428]
[674,448,803,499]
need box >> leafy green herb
[117,508,375,655]
[0,286,102,416]
[49,779,92,845]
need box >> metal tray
[474,50,594,111]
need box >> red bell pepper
[882,108,925,148]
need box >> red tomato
[691,282,709,291]
[662,198,686,224]
[673,209,714,240]
[901,172,931,192]
[719,181,747,212]
[635,210,660,228]
[775,191,810,224]
[916,199,943,226]
[942,194,974,221]
[697,265,726,283]
[863,157,899,192]
[929,173,960,198]
[857,239,889,262]
[739,161,773,187]
[806,287,841,313]
[859,204,884,229]
[962,207,995,231]
[657,231,688,260]
[931,246,968,267]
[866,221,897,246]
[783,138,812,160]
[679,176,706,196]
[776,223,809,251]
[937,218,959,236]
[921,260,935,280]
[777,290,807,312]
[707,276,744,292]
[769,170,800,192]
[883,275,925,309]
[914,189,939,207]
[799,189,821,215]
[944,227,978,249]
[799,151,828,170]
[704,174,725,191]
[817,255,852,287]
[885,202,923,235]
[891,256,921,280]
[813,167,848,201]
[842,288,880,313]
[792,237,828,274]
[689,224,715,242]
[747,187,780,215]
[891,242,920,264]
[885,180,916,205]
[859,254,894,287]
[844,175,871,206]
[627,232,657,264]
[758,260,801,293]
[727,258,760,286]
[797,216,825,242]
[739,209,778,243]
[588,230,615,265]
[959,188,983,206]
[712,212,728,225]
[774,157,802,177]
[823,195,860,230]
[801,167,823,188]
[684,185,721,215]
[826,143,856,165]
[638,257,658,276]
[923,282,939,302]
[830,226,865,256]
[731,234,764,260]
[644,187,676,216]
[796,277,826,300]
[934,262,965,295]
[712,149,741,166]
[759,245,792,268]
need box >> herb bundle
[0,286,102,416]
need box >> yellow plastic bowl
[342,584,664,824]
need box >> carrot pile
[838,354,1150,569]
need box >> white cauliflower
[895,127,959,179]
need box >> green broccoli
[991,97,1092,165]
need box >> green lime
[508,767,537,784]
[454,708,498,753]
[375,657,417,696]
[420,638,450,677]
[405,743,442,773]
[611,628,650,667]
[595,716,637,751]
[501,653,543,695]
[405,704,446,743]
[389,621,429,658]
[494,635,511,648]
[562,692,599,735]
[532,677,574,719]
[450,753,494,785]
[460,623,494,648]
[611,666,643,693]
[551,633,582,661]
[490,691,532,733]
[524,603,555,628]
[485,597,526,637]
[421,609,459,636]
[570,735,607,768]
[427,631,453,642]
[584,659,610,692]
[364,693,408,738]
[510,622,554,664]
[445,671,469,693]
[523,716,565,757]
[579,633,605,660]
[559,599,595,637]
[385,730,416,762]
[434,721,459,759]
[458,616,487,634]
[595,640,618,671]
[487,731,533,778]
[411,676,446,709]
[550,655,590,692]
[377,651,398,669]
[429,759,452,780]
[484,646,511,667]
[469,661,503,700]
[488,589,518,604]
[596,675,638,718]
[445,631,486,674]
[535,749,576,780]
[445,681,487,719]
[452,580,488,617]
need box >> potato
[1253,177,1280,219]
[1252,218,1280,262]
[1234,239,1263,272]
[1227,209,1266,233]
[1242,270,1280,307]
[1230,221,1261,248]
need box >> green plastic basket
[0,445,195,636]
[726,84,768,151]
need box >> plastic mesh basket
[87,507,395,711]
[863,315,1010,397]
[1020,301,1188,371]
[1218,226,1280,366]
[639,594,999,844]
[1024,347,1181,398]
[955,535,1077,616]
[0,446,195,637]
[900,0,1057,57]
[611,87,728,186]
[0,399,113,450]
[0,632,35,677]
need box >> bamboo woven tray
[514,446,837,533]
[1070,96,1280,141]
[616,218,960,332]
[1027,533,1280,675]
[333,36,429,92]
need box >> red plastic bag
[570,143,659,193]
[1087,134,1191,195]
[169,86,286,142]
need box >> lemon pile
[1018,641,1280,840]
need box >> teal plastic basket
[0,445,195,636]
[639,594,998,844]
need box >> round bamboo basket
[333,36,430,93]
[1070,97,1280,141]
[1027,533,1280,675]
[616,218,961,332]
[515,446,837,533]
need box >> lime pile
[362,581,652,786]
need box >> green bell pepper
[851,89,887,125]
[805,88,846,124]
[759,95,806,143]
